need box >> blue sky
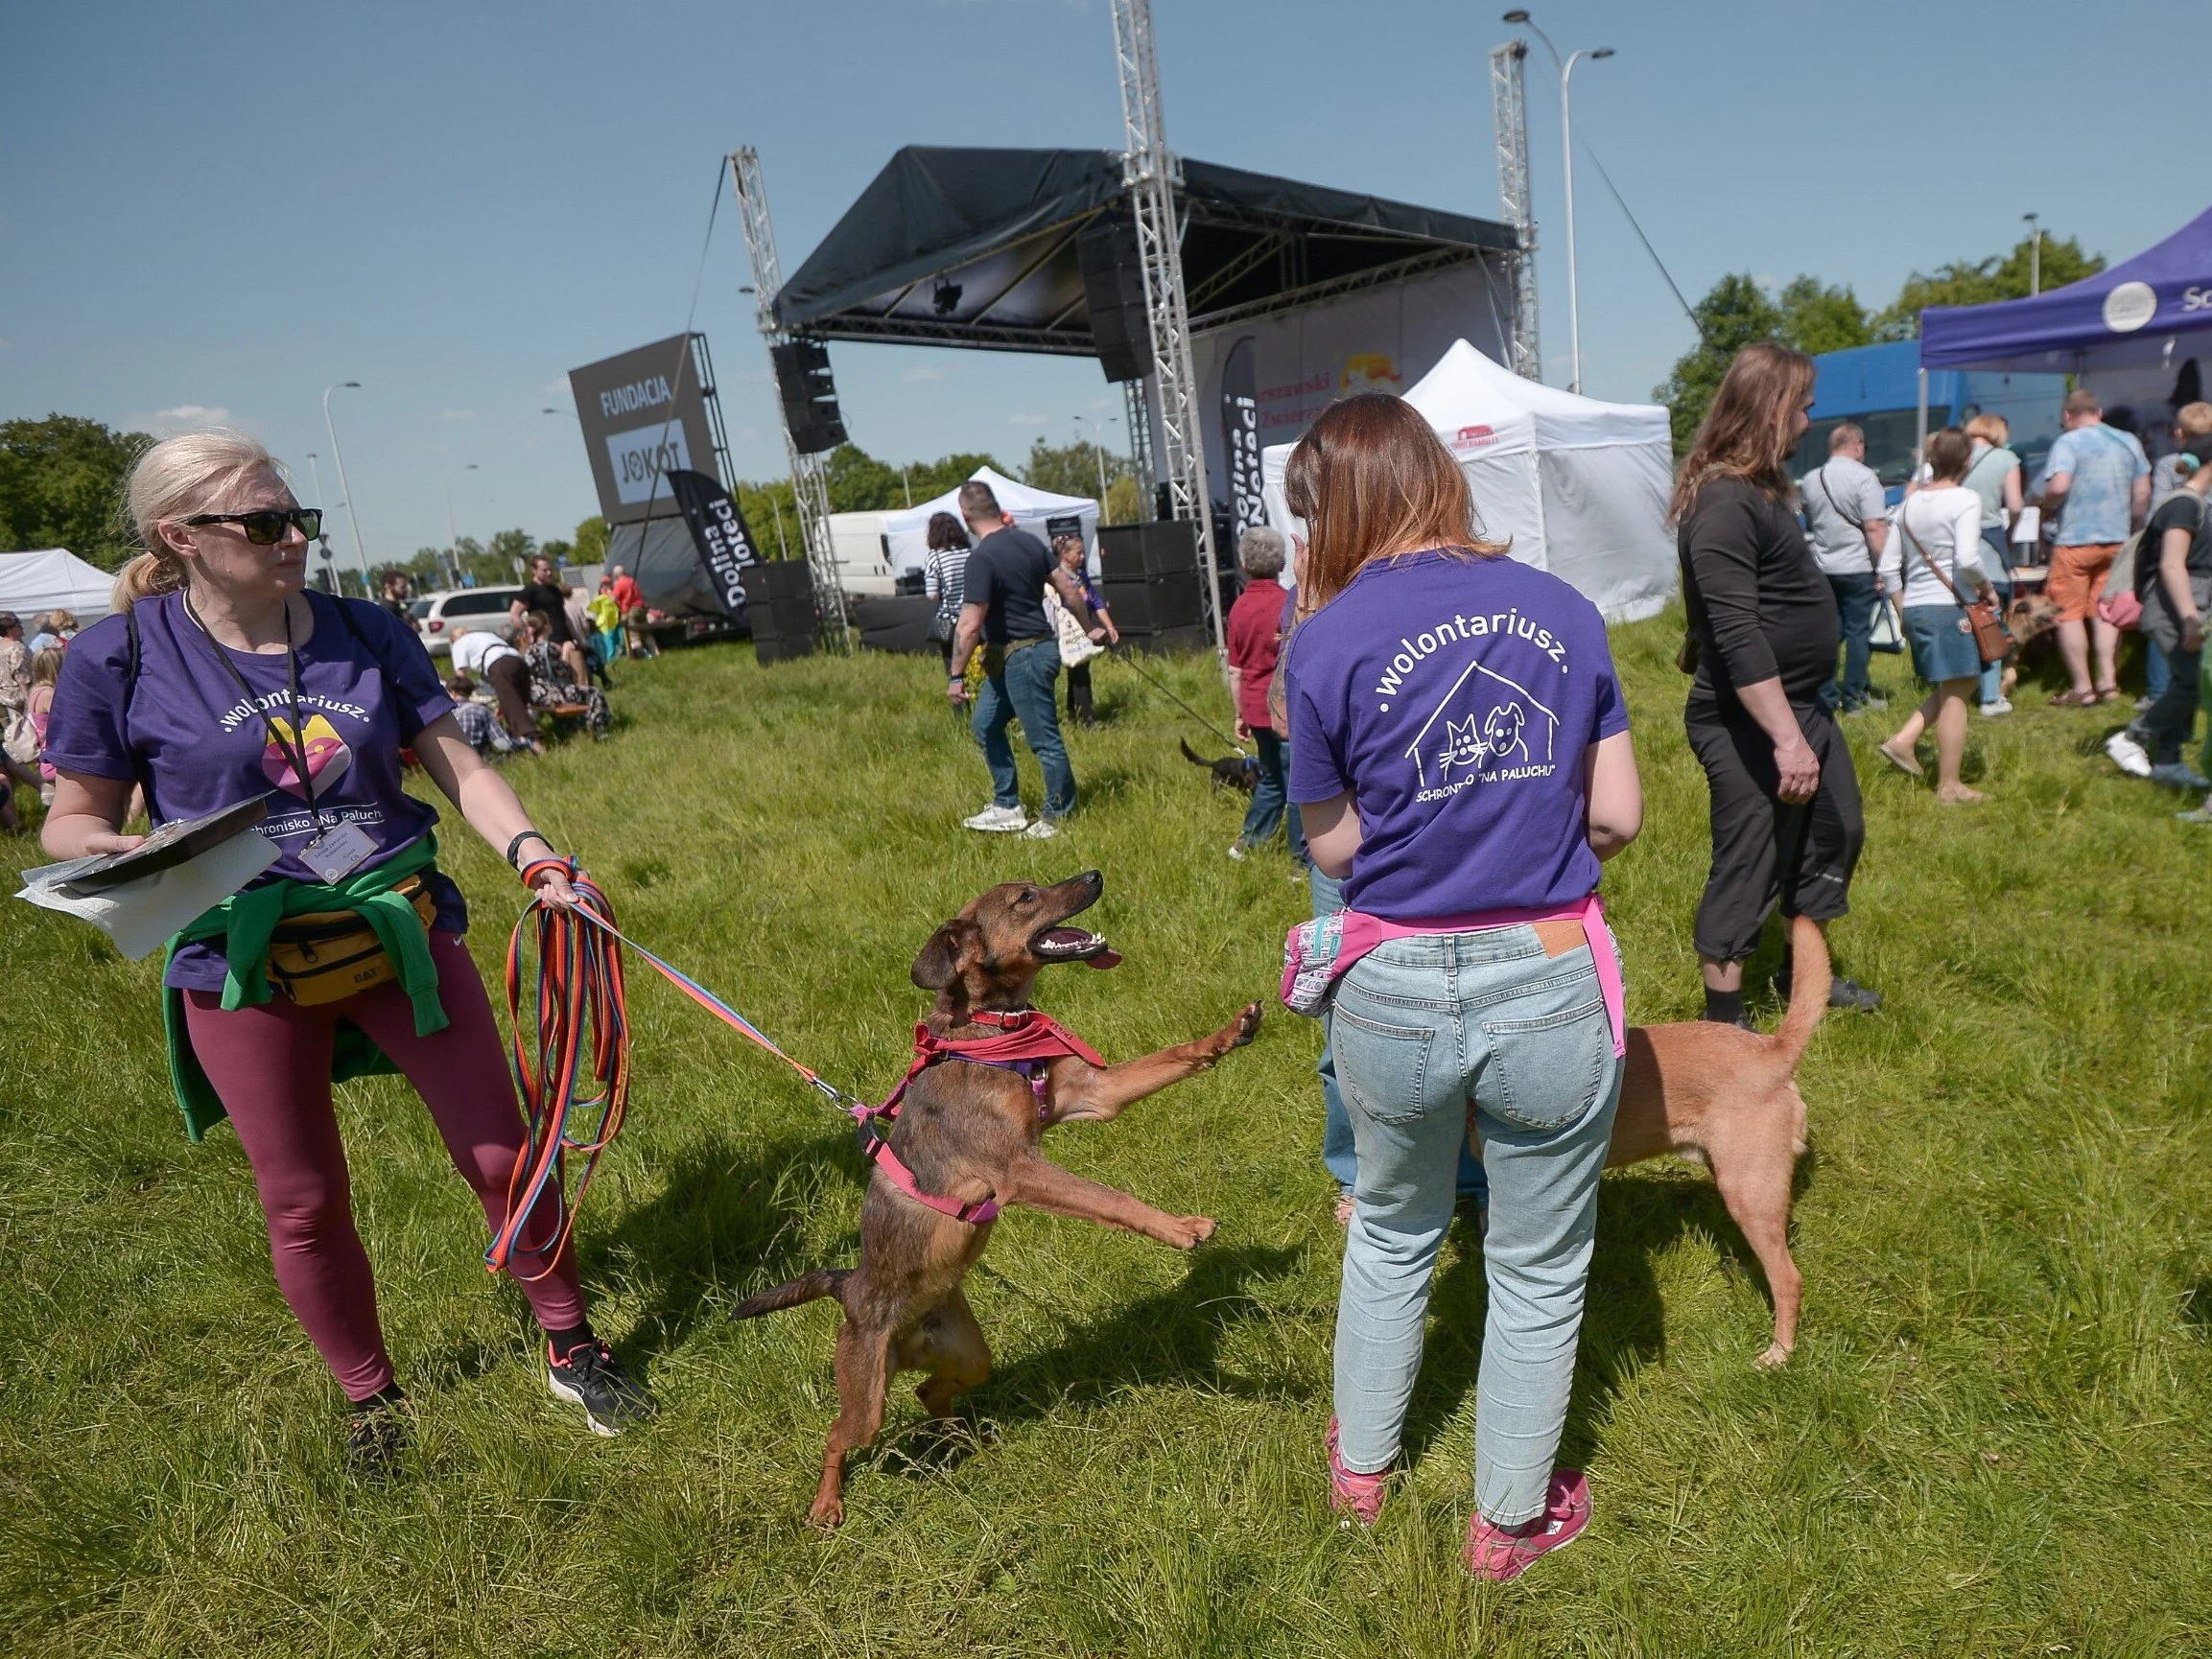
[3,0,2201,563]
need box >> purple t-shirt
[44,591,464,992]
[1285,549,1628,920]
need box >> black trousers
[484,655,539,742]
[1685,697,1864,964]
[1065,661,1094,724]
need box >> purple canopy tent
[1912,204,2212,456]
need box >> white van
[409,586,526,656]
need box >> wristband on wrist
[506,830,553,870]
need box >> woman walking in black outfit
[1674,342,1880,1026]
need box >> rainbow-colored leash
[484,858,861,1280]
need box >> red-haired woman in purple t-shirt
[1282,393,1642,1581]
[42,431,654,1475]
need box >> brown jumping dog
[730,870,1262,1529]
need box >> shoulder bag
[1899,503,2011,666]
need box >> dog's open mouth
[1030,925,1121,970]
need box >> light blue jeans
[1310,865,1486,1203]
[1329,928,1621,1527]
[972,642,1075,820]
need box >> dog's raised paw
[1161,1214,1217,1250]
[1224,1002,1263,1049]
[1753,1342,1793,1371]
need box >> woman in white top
[1961,414,2025,713]
[1878,428,1994,803]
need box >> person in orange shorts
[2036,388,2150,704]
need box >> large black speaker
[1097,519,1199,581]
[740,560,814,606]
[1121,623,1211,655]
[754,631,816,666]
[770,339,847,455]
[1077,220,1152,385]
[1100,570,1201,632]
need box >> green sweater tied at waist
[161,833,447,1140]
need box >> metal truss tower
[1489,40,1541,381]
[729,146,849,650]
[1110,0,1224,658]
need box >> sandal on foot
[2049,689,2101,708]
[1935,783,1988,806]
[1326,1416,1388,1527]
[1877,740,1923,778]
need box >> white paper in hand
[17,830,281,960]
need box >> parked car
[410,585,525,655]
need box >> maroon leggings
[184,927,585,1401]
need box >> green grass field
[5,615,2212,1656]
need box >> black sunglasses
[182,508,322,546]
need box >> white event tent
[882,466,1099,575]
[1260,339,1676,623]
[0,549,115,626]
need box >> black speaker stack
[769,339,847,455]
[741,560,817,665]
[1097,521,1208,652]
[1077,219,1152,385]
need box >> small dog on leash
[730,871,1262,1528]
[1180,737,1259,792]
[1606,914,1828,1367]
[1462,914,1828,1368]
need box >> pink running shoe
[1326,1416,1388,1526]
[1462,1469,1590,1581]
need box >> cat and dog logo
[1405,657,1560,801]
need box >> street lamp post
[443,463,479,589]
[304,452,340,593]
[321,381,368,596]
[1502,12,1613,394]
[2024,212,2042,296]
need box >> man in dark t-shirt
[511,554,589,685]
[947,480,1090,836]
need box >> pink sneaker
[1326,1416,1388,1526]
[1462,1469,1590,1581]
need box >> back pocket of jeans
[1482,997,1608,1132]
[1330,1003,1435,1126]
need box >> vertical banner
[1220,335,1265,533]
[665,469,759,619]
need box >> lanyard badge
[189,594,374,882]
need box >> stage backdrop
[1190,260,1516,509]
[568,335,718,526]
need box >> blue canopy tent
[1914,205,2212,457]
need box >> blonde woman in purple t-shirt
[41,431,654,1475]
[1282,394,1642,1582]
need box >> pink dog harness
[1281,892,1626,1059]
[852,1009,1107,1226]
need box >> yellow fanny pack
[265,875,437,1005]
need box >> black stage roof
[775,146,1517,356]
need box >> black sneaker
[345,1391,410,1482]
[547,1340,657,1437]
[1778,970,1882,1013]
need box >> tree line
[1655,230,2103,454]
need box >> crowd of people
[12,338,2208,1587]
[1800,380,2212,814]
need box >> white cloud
[438,408,476,421]
[736,425,761,442]
[126,404,234,432]
[541,377,570,397]
[901,365,947,383]
[1087,395,1117,410]
[1008,411,1051,428]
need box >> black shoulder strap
[1816,464,1866,533]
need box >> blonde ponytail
[115,428,284,613]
